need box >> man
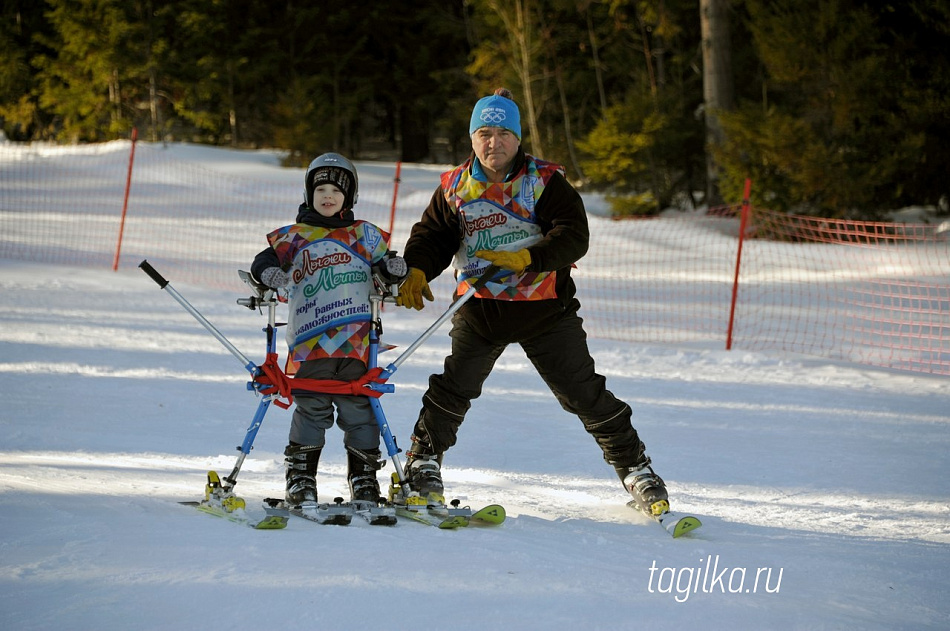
[395,88,668,517]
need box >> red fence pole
[726,178,752,350]
[112,127,138,271]
[386,161,402,245]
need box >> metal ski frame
[139,260,282,492]
[139,258,500,496]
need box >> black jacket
[402,150,590,344]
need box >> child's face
[312,183,345,216]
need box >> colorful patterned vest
[441,155,563,300]
[266,220,388,374]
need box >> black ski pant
[411,309,644,468]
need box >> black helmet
[304,152,359,210]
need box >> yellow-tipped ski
[628,498,702,538]
[184,470,287,530]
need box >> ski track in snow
[4,450,945,544]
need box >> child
[250,152,406,507]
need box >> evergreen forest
[2,0,948,218]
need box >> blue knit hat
[469,89,521,140]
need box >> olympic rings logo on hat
[480,108,507,124]
[470,94,521,138]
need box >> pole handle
[139,260,168,288]
[386,264,501,374]
[138,259,254,368]
[471,264,501,289]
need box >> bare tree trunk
[332,71,341,153]
[634,7,661,212]
[538,8,584,179]
[586,7,607,113]
[488,0,544,156]
[555,59,584,181]
[636,8,657,103]
[227,60,238,146]
[701,0,735,206]
[148,69,159,142]
[145,0,159,142]
[516,0,543,156]
[654,0,667,90]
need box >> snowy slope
[1,146,948,630]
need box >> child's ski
[264,498,353,525]
[351,500,398,526]
[263,498,398,526]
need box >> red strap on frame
[254,353,387,409]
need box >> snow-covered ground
[1,146,948,630]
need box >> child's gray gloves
[259,267,290,288]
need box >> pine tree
[34,0,137,141]
[577,0,705,215]
[717,0,950,217]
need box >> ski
[387,472,506,529]
[656,510,702,538]
[393,497,507,529]
[394,504,468,529]
[471,503,507,525]
[351,500,398,526]
[264,497,354,525]
[180,500,289,529]
[627,499,702,538]
[180,470,289,530]
[262,497,398,526]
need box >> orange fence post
[112,127,138,271]
[726,178,752,350]
[386,161,402,245]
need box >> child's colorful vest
[266,220,388,373]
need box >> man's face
[471,126,520,182]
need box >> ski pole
[382,264,500,375]
[139,260,256,373]
[369,264,500,489]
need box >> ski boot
[347,448,383,502]
[284,444,320,507]
[617,456,669,517]
[403,441,445,507]
[347,448,397,525]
